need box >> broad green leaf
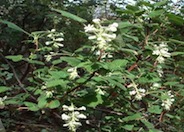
[47,100,60,109]
[48,70,68,79]
[148,105,162,114]
[106,59,128,71]
[46,79,66,88]
[60,57,81,66]
[122,125,134,131]
[6,55,23,62]
[123,113,142,122]
[38,95,47,108]
[0,19,30,35]
[52,8,87,23]
[148,10,164,18]
[141,119,154,129]
[0,86,11,93]
[87,94,103,108]
[24,102,39,111]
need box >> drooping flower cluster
[129,88,146,100]
[61,104,87,132]
[84,19,118,50]
[67,67,79,80]
[128,83,146,100]
[152,42,171,64]
[45,29,64,48]
[161,91,175,110]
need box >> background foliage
[0,0,184,131]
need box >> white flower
[77,106,86,111]
[151,83,161,89]
[61,113,71,120]
[84,24,96,32]
[62,104,87,132]
[161,91,175,110]
[85,19,118,51]
[152,42,171,64]
[45,90,54,98]
[51,29,56,32]
[67,67,79,80]
[55,38,64,41]
[92,18,100,24]
[157,65,164,77]
[88,35,96,40]
[129,90,136,95]
[108,23,118,32]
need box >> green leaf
[60,57,81,66]
[48,70,68,79]
[27,59,45,65]
[148,105,162,114]
[167,13,184,25]
[122,33,139,42]
[148,10,164,18]
[6,55,23,62]
[154,0,167,7]
[169,39,184,45]
[38,95,47,108]
[141,119,154,129]
[0,19,30,35]
[87,94,103,108]
[47,100,60,109]
[52,8,87,23]
[122,125,134,131]
[171,52,184,56]
[0,86,11,93]
[24,102,39,111]
[106,59,128,71]
[46,79,66,88]
[123,113,142,122]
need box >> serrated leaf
[24,102,39,111]
[0,19,30,35]
[52,8,87,23]
[6,55,23,62]
[47,100,60,109]
[0,86,11,93]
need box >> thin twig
[0,53,36,101]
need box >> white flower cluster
[67,67,79,80]
[152,42,171,64]
[45,29,64,48]
[151,83,161,90]
[61,104,87,132]
[161,91,175,111]
[0,96,7,109]
[84,19,118,50]
[129,88,146,100]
